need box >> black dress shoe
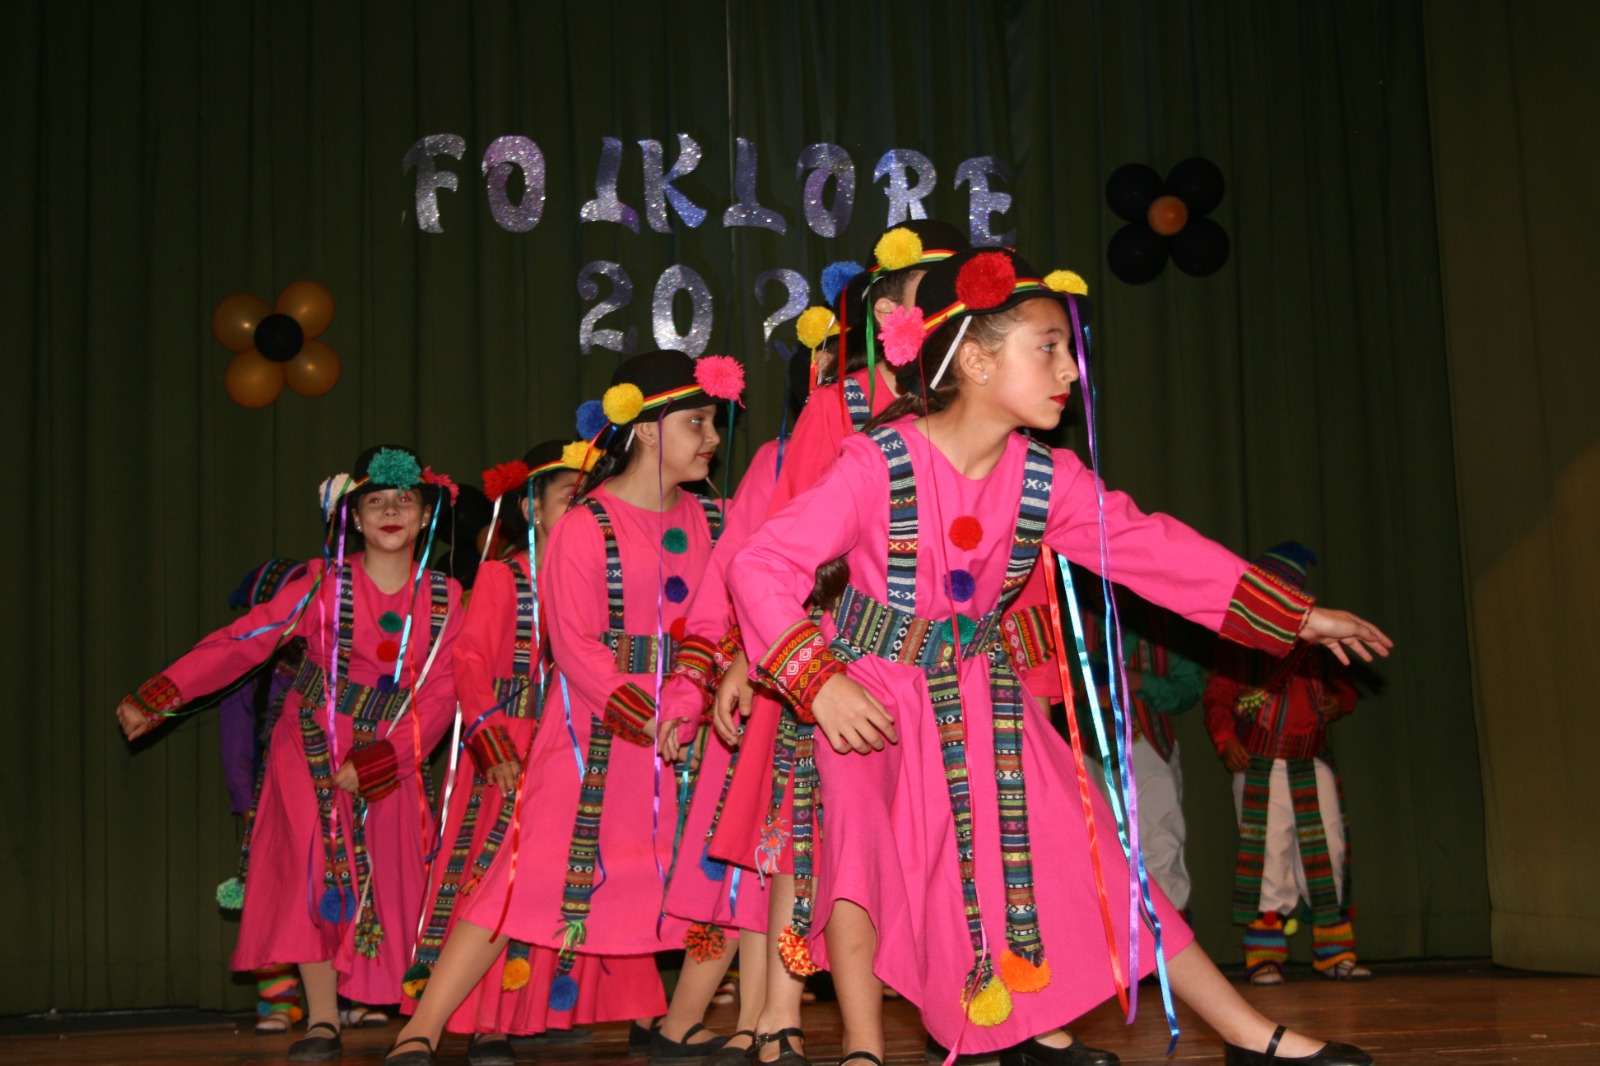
[997,1034,1119,1066]
[650,1023,730,1065]
[289,1022,344,1062]
[631,1020,662,1056]
[468,1033,518,1066]
[383,1036,436,1066]
[1224,1026,1373,1065]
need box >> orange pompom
[778,925,819,976]
[501,957,531,991]
[685,921,727,963]
[999,950,1052,993]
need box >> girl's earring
[981,372,990,383]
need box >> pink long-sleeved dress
[730,421,1302,1050]
[458,485,717,958]
[131,556,462,1004]
[659,441,781,932]
[408,552,665,1032]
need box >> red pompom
[955,251,1017,310]
[949,516,984,551]
[482,460,531,502]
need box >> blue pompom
[318,885,357,923]
[548,973,579,1011]
[699,844,727,882]
[821,260,866,306]
[664,576,689,603]
[946,569,977,604]
[576,399,609,440]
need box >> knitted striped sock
[256,963,303,1022]
[1243,913,1289,976]
[1312,916,1357,972]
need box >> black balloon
[1170,217,1231,276]
[1105,163,1164,223]
[1165,158,1226,216]
[1107,223,1170,285]
[254,313,305,362]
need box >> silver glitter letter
[404,134,466,234]
[579,138,641,233]
[482,135,546,233]
[723,138,786,233]
[577,261,638,355]
[753,269,809,347]
[652,264,714,356]
[796,143,855,238]
[872,149,937,227]
[638,134,708,232]
[954,156,1015,247]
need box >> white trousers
[1090,737,1191,910]
[1231,756,1347,915]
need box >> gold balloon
[275,280,335,339]
[224,349,286,408]
[285,339,341,397]
[212,293,272,353]
[1147,194,1190,237]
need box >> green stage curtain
[1424,0,1600,975]
[1,1,1490,1013]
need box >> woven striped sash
[1233,753,1348,925]
[811,427,1054,1006]
[550,494,722,992]
[296,566,449,957]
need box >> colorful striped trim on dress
[999,605,1055,671]
[1221,565,1315,654]
[842,374,872,430]
[820,427,1054,1023]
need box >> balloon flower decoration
[211,280,340,408]
[1105,158,1230,284]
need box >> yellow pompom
[1043,269,1089,296]
[999,950,1052,993]
[1284,917,1300,938]
[602,382,644,425]
[795,306,839,350]
[561,440,597,473]
[874,227,924,272]
[501,957,531,991]
[963,975,1013,1027]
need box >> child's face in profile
[658,404,721,484]
[986,298,1080,431]
[532,471,580,533]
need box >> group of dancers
[116,219,1392,1066]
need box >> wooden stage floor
[3,963,1595,1065]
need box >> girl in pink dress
[385,351,746,1066]
[116,445,465,1063]
[729,248,1390,1066]
[402,440,666,1066]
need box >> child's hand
[658,721,687,763]
[711,653,753,747]
[333,760,360,794]
[810,676,898,755]
[1300,608,1393,665]
[1220,739,1251,772]
[115,700,155,741]
[485,759,521,792]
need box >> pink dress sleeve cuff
[753,618,844,725]
[603,681,657,747]
[349,740,401,801]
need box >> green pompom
[368,448,422,490]
[662,527,689,554]
[216,877,245,911]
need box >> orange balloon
[276,280,335,339]
[224,349,286,408]
[285,340,342,397]
[1147,195,1189,237]
[212,293,272,353]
